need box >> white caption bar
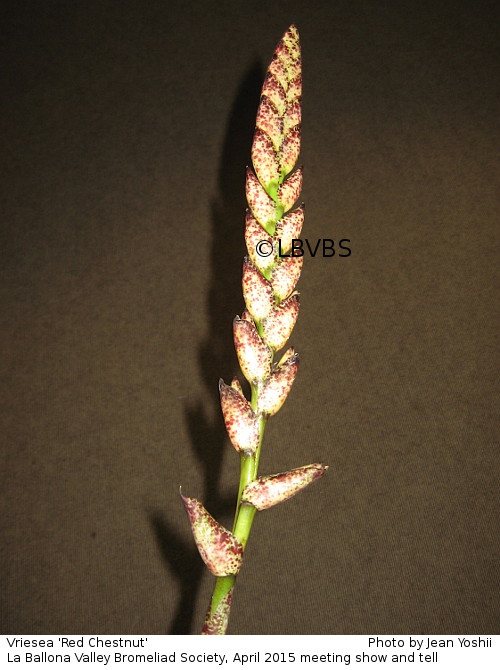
[1,635,498,670]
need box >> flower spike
[182,25,328,635]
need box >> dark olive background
[1,0,498,635]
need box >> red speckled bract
[201,589,233,635]
[281,25,301,60]
[242,257,275,320]
[261,73,286,115]
[268,56,288,92]
[230,376,244,395]
[287,74,302,104]
[252,129,280,189]
[258,350,299,416]
[278,167,303,212]
[256,96,283,151]
[245,211,275,273]
[241,463,328,510]
[271,254,304,302]
[245,168,277,232]
[180,493,243,577]
[279,127,301,178]
[275,206,304,255]
[284,100,301,135]
[219,379,260,453]
[261,294,300,352]
[233,316,272,382]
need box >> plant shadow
[150,60,264,634]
